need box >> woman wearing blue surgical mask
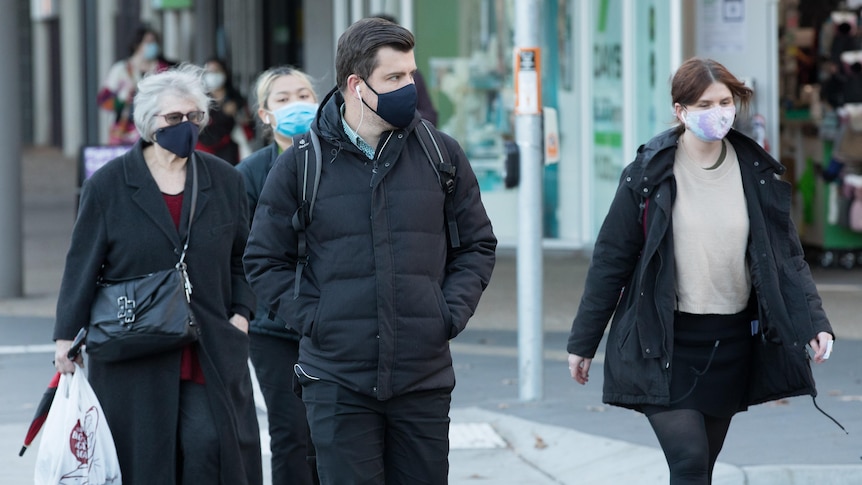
[235,66,320,485]
[97,26,174,146]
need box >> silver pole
[0,0,22,297]
[514,0,543,401]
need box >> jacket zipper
[370,132,395,187]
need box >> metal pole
[622,0,636,160]
[577,0,594,243]
[514,0,543,401]
[669,0,683,71]
[0,0,22,297]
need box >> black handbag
[86,157,200,362]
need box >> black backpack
[289,120,460,298]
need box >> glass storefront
[413,0,675,247]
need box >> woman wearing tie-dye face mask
[566,57,835,484]
[97,25,173,146]
[235,66,320,485]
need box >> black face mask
[154,121,199,158]
[361,80,418,129]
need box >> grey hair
[133,63,211,142]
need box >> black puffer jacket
[567,128,832,411]
[236,142,299,341]
[244,89,497,400]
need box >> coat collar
[625,128,785,196]
[314,86,422,155]
[122,141,212,247]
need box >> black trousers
[178,381,219,484]
[249,333,317,485]
[301,380,451,485]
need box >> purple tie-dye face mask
[682,105,736,142]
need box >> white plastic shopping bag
[34,370,122,485]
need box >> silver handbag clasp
[117,296,136,324]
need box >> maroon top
[163,192,205,385]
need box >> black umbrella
[19,327,87,456]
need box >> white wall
[694,0,779,159]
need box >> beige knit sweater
[672,140,751,315]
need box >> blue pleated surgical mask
[267,102,318,138]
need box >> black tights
[646,408,733,485]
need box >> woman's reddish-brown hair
[671,57,753,112]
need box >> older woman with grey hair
[53,64,262,485]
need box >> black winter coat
[567,128,832,412]
[236,142,299,340]
[54,141,261,484]
[244,89,497,400]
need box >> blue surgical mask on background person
[155,121,199,158]
[360,81,417,129]
[142,42,160,61]
[268,102,318,138]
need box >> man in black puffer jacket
[243,17,496,485]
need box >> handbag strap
[178,156,199,266]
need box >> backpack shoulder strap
[290,130,322,299]
[414,121,461,248]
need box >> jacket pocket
[432,281,455,338]
[614,309,637,356]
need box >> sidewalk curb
[450,407,862,485]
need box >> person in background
[243,18,496,484]
[566,57,834,485]
[97,25,172,145]
[371,13,439,126]
[236,66,320,485]
[54,64,262,485]
[196,57,252,165]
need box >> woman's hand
[568,353,592,385]
[809,331,834,364]
[54,339,82,374]
[229,314,249,334]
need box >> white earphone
[355,85,361,99]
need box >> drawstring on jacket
[669,340,720,405]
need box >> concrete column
[97,0,116,144]
[369,0,384,15]
[193,0,217,64]
[162,9,180,62]
[178,9,194,63]
[351,0,364,23]
[60,0,85,158]
[333,0,350,53]
[0,0,22,296]
[400,0,413,33]
[32,21,51,146]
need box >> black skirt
[649,311,754,418]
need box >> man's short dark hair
[336,17,415,92]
